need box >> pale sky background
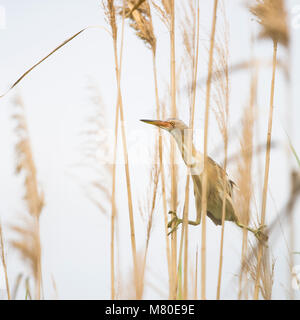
[0,0,299,300]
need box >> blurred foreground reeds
[0,0,298,300]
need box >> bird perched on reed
[141,118,267,241]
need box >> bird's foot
[253,225,268,243]
[167,211,182,235]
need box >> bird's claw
[167,211,182,235]
[254,225,268,242]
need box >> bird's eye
[170,121,175,127]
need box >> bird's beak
[140,119,171,129]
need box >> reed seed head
[249,0,289,46]
[120,0,156,51]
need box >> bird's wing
[208,156,236,196]
[191,174,202,222]
[192,174,228,226]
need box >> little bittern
[141,118,267,242]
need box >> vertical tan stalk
[103,0,119,300]
[152,48,172,296]
[216,45,229,301]
[151,0,177,298]
[108,1,139,298]
[286,49,294,299]
[182,181,189,299]
[254,39,277,299]
[12,95,44,300]
[216,157,227,300]
[169,0,178,300]
[200,0,218,300]
[121,0,171,298]
[179,0,200,300]
[110,93,119,300]
[35,218,42,300]
[194,248,198,300]
[237,53,257,300]
[138,150,160,298]
[0,223,10,300]
[118,16,139,301]
[149,1,172,294]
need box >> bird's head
[140,118,188,133]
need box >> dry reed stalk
[286,78,294,300]
[152,63,172,299]
[0,26,112,99]
[138,147,160,298]
[182,180,190,299]
[194,248,198,299]
[282,29,293,300]
[250,0,289,299]
[103,0,119,301]
[213,1,230,299]
[177,0,200,300]
[117,251,144,299]
[287,170,295,299]
[105,0,140,298]
[0,223,10,299]
[253,39,277,296]
[130,0,173,295]
[153,0,177,299]
[200,0,218,300]
[156,100,173,297]
[168,0,178,300]
[236,68,257,300]
[243,244,275,299]
[176,178,189,299]
[11,274,23,300]
[110,101,119,300]
[11,94,44,300]
[236,170,300,298]
[118,0,162,298]
[119,5,168,296]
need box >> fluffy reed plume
[243,244,274,300]
[11,94,44,300]
[250,0,289,299]
[200,0,219,300]
[0,223,10,299]
[120,0,156,50]
[212,1,230,299]
[103,0,118,40]
[78,83,112,214]
[249,0,289,47]
[152,0,171,29]
[104,0,139,299]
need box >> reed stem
[254,39,278,300]
[201,0,218,300]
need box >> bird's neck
[170,128,203,172]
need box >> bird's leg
[167,211,200,235]
[235,220,268,242]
